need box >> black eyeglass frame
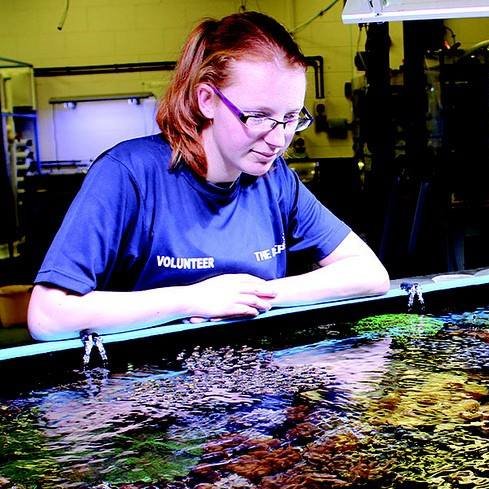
[211,86,314,133]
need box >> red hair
[156,11,307,178]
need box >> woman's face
[199,59,307,183]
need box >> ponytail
[156,12,306,177]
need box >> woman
[28,11,389,341]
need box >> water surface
[1,308,488,488]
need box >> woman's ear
[196,84,216,119]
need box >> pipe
[57,0,70,31]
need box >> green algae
[353,313,445,343]
[104,437,203,484]
[0,406,63,487]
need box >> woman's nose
[263,123,288,147]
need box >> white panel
[51,98,158,163]
[343,0,489,24]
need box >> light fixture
[342,0,489,24]
[63,101,77,109]
[49,92,154,106]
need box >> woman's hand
[185,273,277,323]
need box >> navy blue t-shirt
[35,134,351,294]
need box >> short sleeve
[34,155,143,294]
[280,162,351,262]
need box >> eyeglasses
[211,86,313,134]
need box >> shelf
[1,112,37,119]
[48,92,155,105]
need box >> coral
[259,469,350,489]
[285,421,320,443]
[366,371,488,428]
[226,446,301,480]
[467,330,489,343]
[285,405,311,424]
[194,473,252,489]
[259,433,389,489]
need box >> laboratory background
[1,0,489,286]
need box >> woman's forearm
[269,232,389,307]
[28,273,278,341]
[269,255,390,307]
[27,285,192,341]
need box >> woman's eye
[246,116,268,126]
[284,114,300,122]
[246,117,267,127]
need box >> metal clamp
[400,282,425,312]
[368,0,386,16]
[80,330,108,368]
